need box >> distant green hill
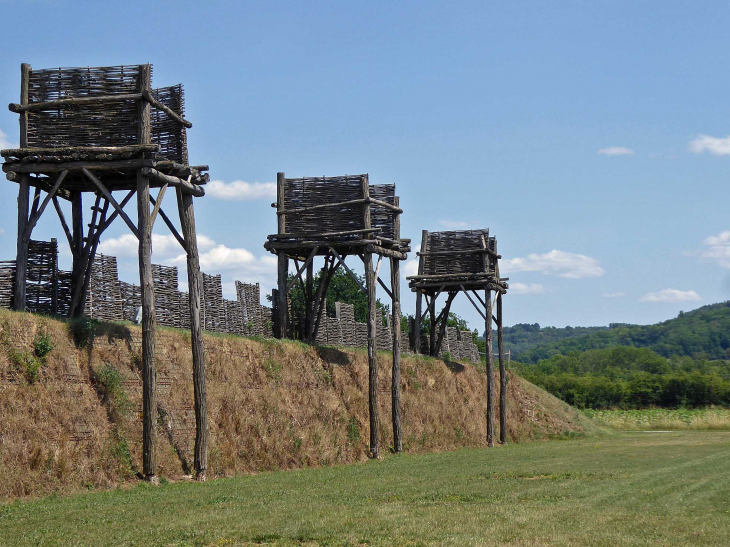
[503,301,730,363]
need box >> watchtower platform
[265,173,410,457]
[2,63,210,481]
[408,228,509,445]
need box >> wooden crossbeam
[98,190,136,233]
[287,247,319,292]
[471,289,487,308]
[332,247,367,294]
[149,194,187,252]
[141,89,193,128]
[377,276,393,300]
[417,249,501,259]
[459,285,487,321]
[8,93,144,113]
[358,252,394,299]
[82,168,140,239]
[141,167,205,197]
[52,196,74,258]
[434,291,458,357]
[23,169,68,242]
[149,184,168,233]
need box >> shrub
[33,329,55,360]
[347,416,360,444]
[94,364,130,421]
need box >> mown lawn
[583,407,730,430]
[1,432,729,546]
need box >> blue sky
[1,0,729,331]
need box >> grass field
[583,407,730,430]
[2,432,729,546]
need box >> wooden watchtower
[265,173,410,457]
[1,64,210,481]
[407,229,509,446]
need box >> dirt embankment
[0,309,596,499]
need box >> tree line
[514,346,730,409]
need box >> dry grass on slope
[0,309,597,499]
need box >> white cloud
[501,250,604,279]
[99,232,277,298]
[640,289,701,303]
[688,135,730,156]
[509,283,546,295]
[0,228,5,236]
[602,292,626,298]
[99,233,217,259]
[692,230,730,269]
[0,128,16,150]
[206,180,276,201]
[170,244,277,297]
[402,258,419,278]
[438,220,468,229]
[704,231,730,246]
[598,146,634,156]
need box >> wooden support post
[177,188,208,480]
[414,230,428,354]
[429,293,437,356]
[364,251,380,458]
[14,176,29,311]
[414,291,422,354]
[137,64,158,483]
[305,258,314,337]
[390,256,402,453]
[276,172,288,339]
[497,292,507,444]
[71,191,83,270]
[361,175,380,458]
[13,64,31,311]
[277,253,288,339]
[485,288,494,448]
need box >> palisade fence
[0,240,480,361]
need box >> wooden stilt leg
[138,170,157,482]
[14,175,29,311]
[428,293,436,357]
[71,191,83,305]
[137,63,157,483]
[498,292,507,444]
[485,290,494,447]
[305,259,313,338]
[390,257,402,453]
[364,251,380,458]
[277,253,288,338]
[13,64,30,311]
[414,290,422,354]
[177,188,208,480]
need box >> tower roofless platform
[408,228,509,446]
[2,63,210,482]
[265,172,409,457]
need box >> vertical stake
[498,292,507,444]
[137,63,158,482]
[177,188,209,480]
[13,63,31,311]
[485,289,494,447]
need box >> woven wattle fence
[85,254,123,321]
[417,326,479,362]
[26,239,58,315]
[0,240,479,362]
